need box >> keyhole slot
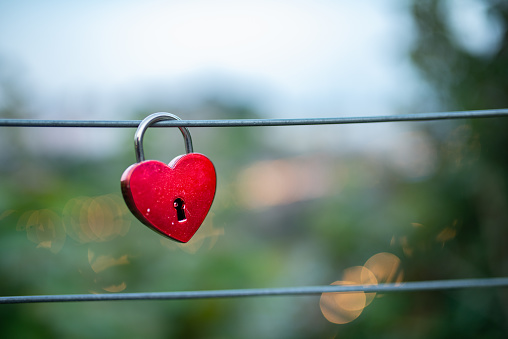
[173,198,187,222]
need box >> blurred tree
[406,0,508,337]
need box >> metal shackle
[134,112,194,163]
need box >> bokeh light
[320,281,367,324]
[342,266,378,307]
[87,248,129,293]
[88,248,129,274]
[62,194,130,243]
[320,252,403,324]
[16,209,66,253]
[364,252,403,285]
[436,223,458,246]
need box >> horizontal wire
[1,277,507,304]
[2,111,508,305]
[1,108,508,128]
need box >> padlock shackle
[134,112,194,163]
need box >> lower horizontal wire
[1,277,507,304]
[1,108,508,128]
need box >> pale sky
[0,0,416,120]
[0,0,496,159]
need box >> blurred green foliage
[1,1,508,338]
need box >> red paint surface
[121,153,216,242]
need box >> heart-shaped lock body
[121,153,216,242]
[121,112,216,243]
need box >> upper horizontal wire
[1,108,508,128]
[1,277,507,304]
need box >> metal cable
[1,110,508,304]
[1,277,507,304]
[1,108,508,128]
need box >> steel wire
[1,108,508,128]
[1,277,508,304]
[2,109,508,304]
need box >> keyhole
[173,198,187,222]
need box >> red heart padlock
[121,113,216,243]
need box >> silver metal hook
[134,112,194,163]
